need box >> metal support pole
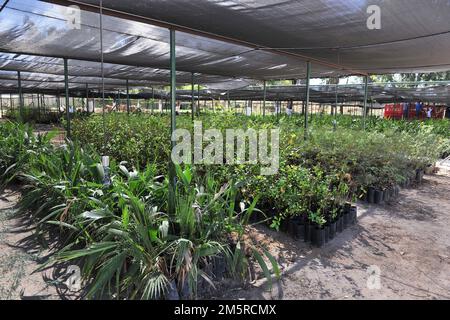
[334,78,339,117]
[197,85,200,116]
[126,79,130,114]
[191,72,195,120]
[263,80,267,116]
[278,99,281,118]
[363,75,369,130]
[37,91,41,122]
[117,89,121,112]
[100,0,106,142]
[38,94,47,119]
[63,58,71,138]
[227,92,230,113]
[168,28,177,216]
[17,71,23,120]
[0,94,3,118]
[151,87,154,114]
[85,83,89,113]
[304,61,311,139]
[56,94,60,113]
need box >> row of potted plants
[283,203,358,248]
[364,185,401,204]
[362,167,427,205]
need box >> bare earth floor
[1,166,449,300]
[0,186,60,299]
[219,165,450,300]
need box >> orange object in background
[384,104,447,120]
[383,103,404,120]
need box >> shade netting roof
[0,0,340,83]
[66,0,450,75]
[176,83,450,104]
[0,52,256,90]
[0,0,449,104]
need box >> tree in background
[372,71,450,85]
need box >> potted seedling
[373,184,384,204]
[336,206,344,233]
[343,202,352,228]
[304,220,314,243]
[328,207,338,240]
[415,167,425,184]
[295,214,307,241]
[350,205,357,225]
[309,212,327,248]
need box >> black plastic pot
[343,211,350,228]
[329,221,337,239]
[367,187,375,203]
[394,185,401,198]
[383,188,391,202]
[304,223,314,243]
[324,225,330,243]
[350,206,357,225]
[344,202,352,213]
[287,219,296,237]
[311,226,326,248]
[212,255,227,280]
[296,222,306,241]
[404,177,410,188]
[416,169,424,184]
[337,215,344,233]
[374,189,383,204]
[390,187,395,199]
[280,219,291,233]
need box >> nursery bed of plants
[69,113,448,226]
[0,120,278,300]
[0,113,448,299]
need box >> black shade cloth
[0,0,337,81]
[69,0,450,75]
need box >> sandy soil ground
[216,165,450,300]
[1,166,449,300]
[0,186,60,299]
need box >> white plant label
[66,265,81,291]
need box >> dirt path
[1,167,449,300]
[0,186,61,300]
[220,167,450,300]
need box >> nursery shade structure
[0,78,171,100]
[3,0,449,214]
[0,53,255,90]
[55,0,450,75]
[0,0,347,80]
[175,83,450,105]
[0,69,153,88]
